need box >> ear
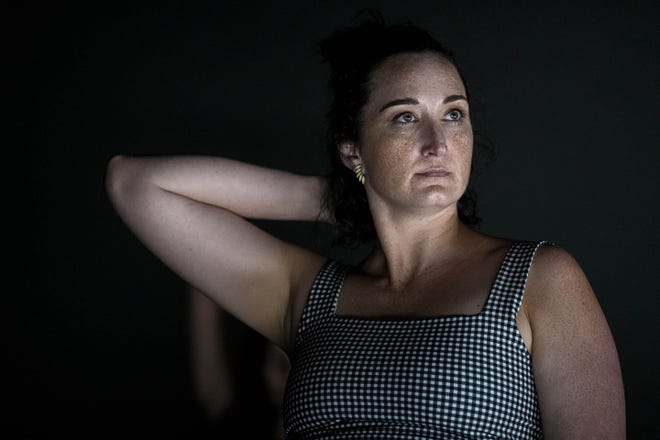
[338,141,361,170]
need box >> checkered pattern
[283,241,549,439]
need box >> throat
[365,218,477,287]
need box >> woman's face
[344,52,473,216]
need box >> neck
[362,203,479,289]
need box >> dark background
[11,1,658,438]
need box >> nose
[420,120,447,157]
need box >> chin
[415,192,458,210]
[420,186,456,203]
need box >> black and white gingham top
[283,240,549,439]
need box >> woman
[106,15,625,439]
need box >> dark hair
[319,11,493,248]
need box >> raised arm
[523,246,626,439]
[105,155,328,349]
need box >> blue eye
[444,109,463,121]
[394,112,417,124]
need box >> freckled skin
[355,52,473,215]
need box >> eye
[394,112,418,124]
[443,109,463,121]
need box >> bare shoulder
[522,243,626,438]
[522,243,606,352]
[523,244,593,311]
[528,243,582,278]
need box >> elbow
[105,154,140,208]
[105,155,127,205]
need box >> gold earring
[353,163,365,184]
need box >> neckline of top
[329,240,522,323]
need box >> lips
[417,169,449,177]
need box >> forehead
[367,52,465,101]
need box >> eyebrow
[378,98,419,113]
[378,94,468,113]
[443,94,468,104]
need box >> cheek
[452,131,473,167]
[362,133,411,174]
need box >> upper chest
[335,243,511,320]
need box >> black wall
[12,1,658,438]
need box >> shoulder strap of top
[487,240,555,318]
[295,260,347,345]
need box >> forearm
[106,154,328,222]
